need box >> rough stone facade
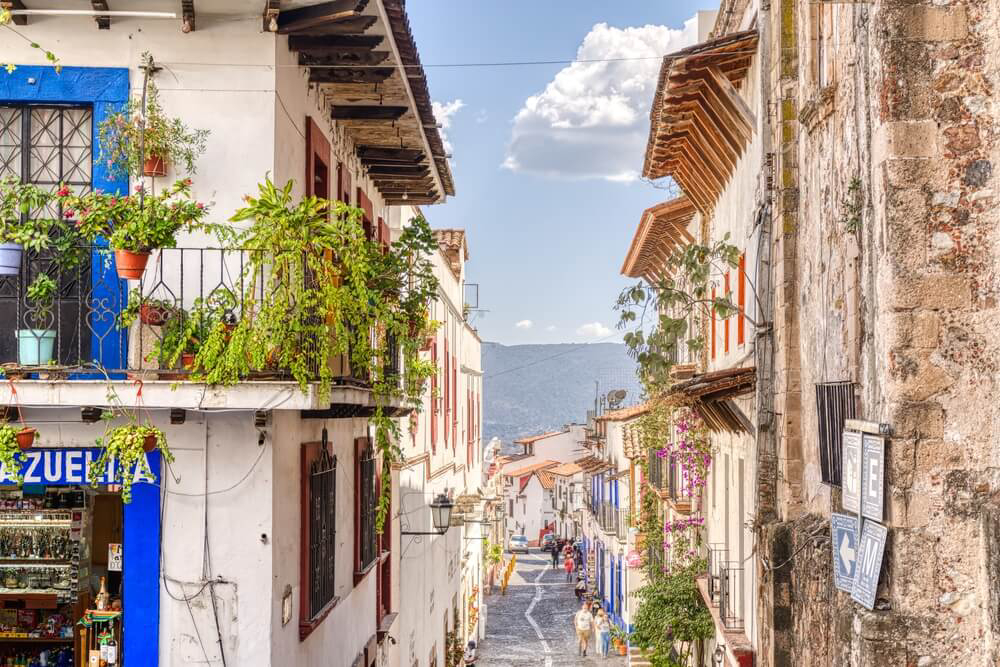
[752,0,1000,664]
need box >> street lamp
[713,645,726,665]
[402,493,454,536]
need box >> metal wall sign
[861,435,885,522]
[851,520,888,610]
[842,431,862,514]
[831,513,858,593]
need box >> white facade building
[0,4,459,667]
[395,220,485,667]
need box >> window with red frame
[299,435,337,640]
[724,271,731,355]
[375,469,391,627]
[354,437,377,584]
[738,253,746,345]
[451,357,457,449]
[444,340,450,448]
[430,343,438,452]
[711,286,717,360]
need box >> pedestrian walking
[564,554,575,581]
[463,640,477,666]
[550,544,559,569]
[574,600,595,657]
[595,609,612,658]
[575,576,586,601]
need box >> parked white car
[508,535,530,554]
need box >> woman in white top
[595,609,612,657]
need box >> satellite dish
[607,389,627,408]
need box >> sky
[407,1,720,345]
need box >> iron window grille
[816,381,858,485]
[308,447,337,619]
[358,439,377,572]
[718,562,744,630]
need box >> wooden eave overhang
[280,0,455,204]
[642,30,758,216]
[621,196,697,283]
[667,366,756,434]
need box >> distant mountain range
[482,342,643,449]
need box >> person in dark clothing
[550,545,559,569]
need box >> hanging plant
[89,419,173,503]
[0,424,27,483]
[58,179,210,280]
[97,81,209,179]
[144,177,439,530]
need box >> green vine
[89,416,173,503]
[616,235,743,392]
[841,176,863,234]
[0,425,25,484]
[0,9,60,74]
[153,177,439,530]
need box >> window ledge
[299,595,341,642]
[354,558,379,586]
[376,611,399,644]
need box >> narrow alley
[478,552,627,667]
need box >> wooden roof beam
[300,50,389,67]
[181,0,194,32]
[309,67,394,84]
[288,34,384,51]
[332,105,408,120]
[707,66,757,131]
[672,137,726,193]
[671,155,717,211]
[691,80,752,146]
[668,160,714,214]
[1,1,27,26]
[277,0,367,34]
[672,115,738,175]
[91,0,109,29]
[287,15,376,35]
[357,146,425,162]
[367,165,429,177]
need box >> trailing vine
[155,177,438,531]
[615,236,743,392]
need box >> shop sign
[831,513,858,593]
[0,447,156,486]
[851,520,888,610]
[841,431,862,514]
[861,435,885,522]
[108,543,123,572]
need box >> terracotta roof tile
[504,460,559,479]
[597,401,652,423]
[547,462,583,477]
[513,430,566,445]
[434,229,468,280]
[537,471,556,490]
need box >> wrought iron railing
[707,543,727,601]
[596,502,629,539]
[0,246,399,384]
[718,561,744,630]
[647,447,665,490]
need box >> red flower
[134,184,143,193]
[183,178,193,186]
[63,209,75,218]
[196,202,205,210]
[56,185,70,197]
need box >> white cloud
[576,322,611,338]
[475,109,489,124]
[546,325,557,332]
[515,320,534,330]
[432,99,465,155]
[503,18,698,182]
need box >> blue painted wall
[0,65,129,370]
[0,65,158,667]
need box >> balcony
[0,246,404,411]
[665,455,695,513]
[697,545,753,664]
[596,502,629,540]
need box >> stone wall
[755,0,1000,664]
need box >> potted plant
[0,424,27,482]
[17,274,58,366]
[59,178,210,281]
[119,289,176,327]
[0,179,92,276]
[98,81,209,178]
[89,419,172,503]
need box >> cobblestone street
[477,551,628,667]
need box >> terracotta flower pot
[181,352,196,371]
[143,154,167,177]
[115,250,151,281]
[142,433,158,453]
[15,427,36,451]
[617,643,626,656]
[140,302,171,326]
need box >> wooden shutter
[337,163,352,205]
[357,188,374,240]
[430,343,438,452]
[711,287,717,360]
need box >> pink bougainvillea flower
[196,202,205,210]
[134,184,143,193]
[63,209,75,218]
